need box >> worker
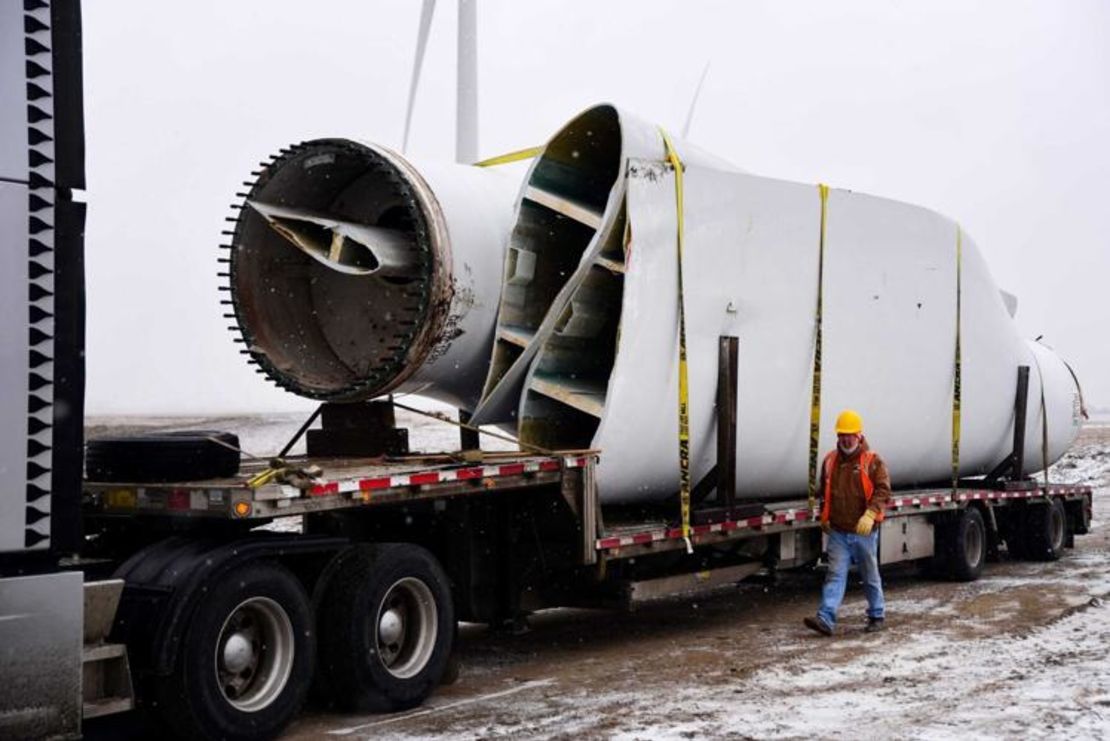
[803,409,891,636]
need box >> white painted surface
[474,105,736,425]
[594,164,1080,502]
[0,182,29,553]
[392,154,519,411]
[0,1,28,181]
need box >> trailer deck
[86,451,1093,567]
[85,452,596,520]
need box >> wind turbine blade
[681,59,711,140]
[456,0,479,164]
[402,0,436,154]
[247,200,417,277]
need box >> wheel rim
[374,577,438,679]
[214,596,295,712]
[1050,505,1066,550]
[964,520,984,569]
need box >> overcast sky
[81,0,1110,415]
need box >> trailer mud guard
[110,533,347,677]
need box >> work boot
[865,617,885,633]
[803,616,834,636]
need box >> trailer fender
[1065,494,1092,536]
[110,533,347,677]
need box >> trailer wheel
[317,544,454,712]
[942,508,986,582]
[152,560,314,740]
[1023,498,1068,561]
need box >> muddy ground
[84,420,1110,740]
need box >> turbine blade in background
[682,60,711,140]
[402,0,436,154]
[456,0,479,164]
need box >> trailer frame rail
[595,483,1092,559]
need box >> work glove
[855,510,877,536]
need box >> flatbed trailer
[85,450,1093,574]
[0,4,1095,738]
[0,426,1074,741]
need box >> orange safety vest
[821,449,884,524]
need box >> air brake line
[659,127,693,553]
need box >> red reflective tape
[167,490,190,510]
[539,460,561,472]
[408,472,440,486]
[312,482,339,496]
[632,533,656,545]
[456,467,484,480]
[499,463,526,477]
[360,477,392,491]
[692,524,712,536]
[721,521,739,531]
[745,516,764,528]
[597,537,622,549]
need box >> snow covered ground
[630,428,1110,741]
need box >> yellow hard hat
[835,409,863,434]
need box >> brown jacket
[821,438,891,534]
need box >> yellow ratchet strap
[247,466,282,489]
[473,146,543,168]
[247,459,323,491]
[807,184,830,514]
[659,127,693,552]
[246,457,293,489]
[951,226,963,495]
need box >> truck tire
[317,544,455,712]
[1023,498,1068,562]
[86,430,240,483]
[941,508,986,582]
[151,560,314,740]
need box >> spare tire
[86,430,241,483]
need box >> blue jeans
[818,529,884,628]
